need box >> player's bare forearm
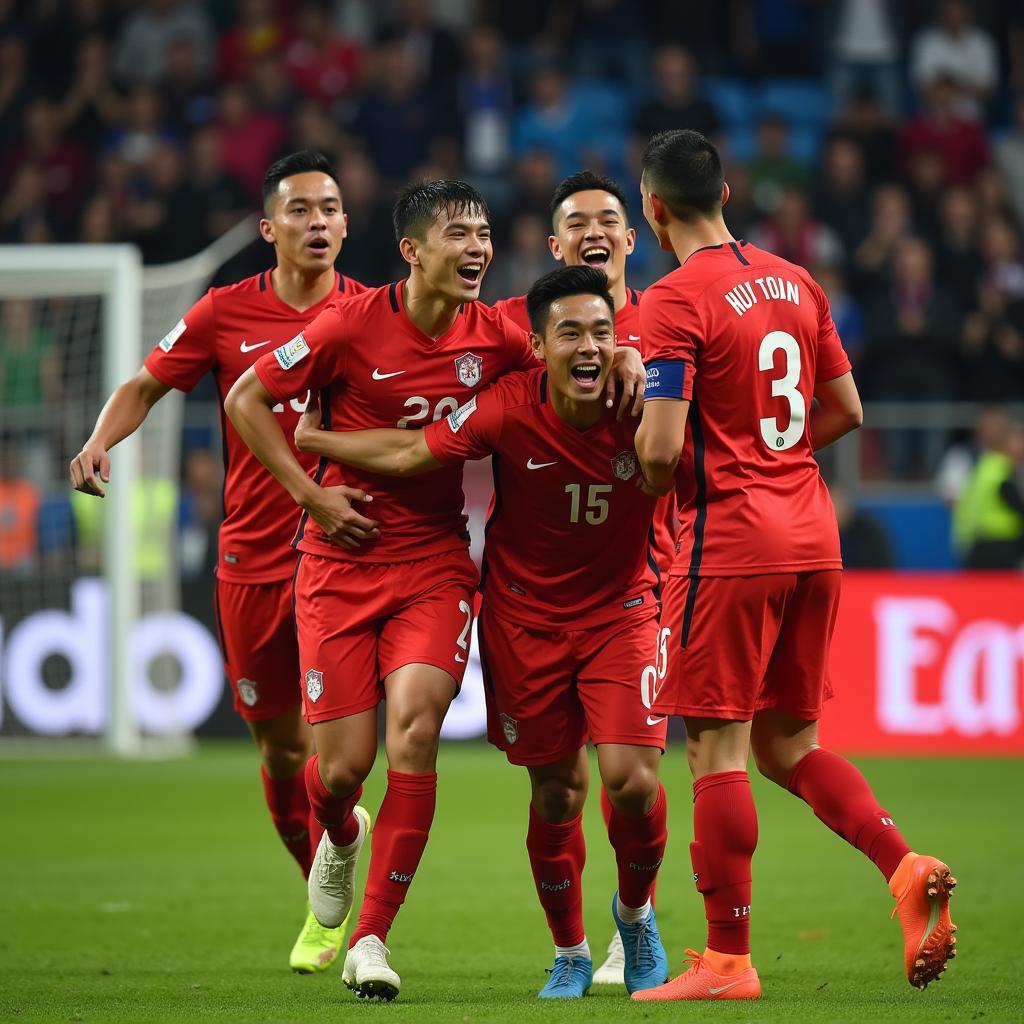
[636,397,688,493]
[607,345,646,420]
[225,368,320,505]
[296,420,440,477]
[70,367,171,496]
[811,372,863,451]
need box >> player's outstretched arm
[636,397,690,495]
[226,367,379,549]
[811,372,863,451]
[70,367,171,497]
[294,398,442,477]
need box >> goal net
[0,219,256,756]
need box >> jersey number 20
[758,331,805,452]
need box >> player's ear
[259,218,275,245]
[340,212,349,240]
[649,193,668,226]
[548,235,564,263]
[721,181,731,208]
[624,225,636,255]
[399,236,420,268]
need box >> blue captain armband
[644,360,687,399]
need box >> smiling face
[402,205,493,303]
[260,171,347,274]
[532,292,616,405]
[550,189,635,292]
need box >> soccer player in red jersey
[290,265,670,999]
[225,182,648,1001]
[69,151,370,973]
[494,170,675,982]
[630,130,957,1002]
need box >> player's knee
[532,776,585,823]
[257,737,309,778]
[318,754,370,797]
[603,766,659,816]
[751,737,810,788]
[391,709,443,759]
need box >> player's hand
[608,346,645,421]
[303,484,380,549]
[636,474,672,497]
[294,393,323,453]
[69,444,111,497]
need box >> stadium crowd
[1,0,1024,570]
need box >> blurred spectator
[866,236,959,475]
[734,0,821,78]
[333,151,398,285]
[827,0,902,117]
[286,2,362,109]
[160,34,216,133]
[0,163,54,244]
[995,96,1024,226]
[815,264,865,368]
[830,484,893,569]
[633,46,720,145]
[936,404,1011,504]
[909,0,998,121]
[0,31,30,144]
[346,40,448,187]
[218,0,289,83]
[57,35,125,148]
[247,54,294,123]
[722,164,756,240]
[974,166,1018,222]
[481,211,553,303]
[458,26,513,182]
[112,0,214,88]
[216,82,286,202]
[952,417,1024,569]
[28,0,120,95]
[104,87,176,168]
[829,85,897,183]
[812,135,870,255]
[184,127,248,243]
[179,448,222,580]
[903,145,947,245]
[559,0,648,86]
[752,187,844,269]
[899,76,988,187]
[282,99,342,165]
[0,446,41,575]
[503,149,559,231]
[935,185,983,312]
[747,115,811,214]
[377,0,461,97]
[852,183,913,296]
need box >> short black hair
[392,179,490,242]
[525,265,615,335]
[641,129,724,221]
[549,170,629,227]
[262,151,338,214]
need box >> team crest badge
[611,451,639,481]
[305,669,324,703]
[454,352,483,387]
[236,678,259,708]
[500,713,518,744]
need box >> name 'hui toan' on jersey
[144,270,366,582]
[641,241,852,577]
[254,280,537,563]
[423,367,660,631]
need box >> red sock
[526,805,586,947]
[692,771,758,956]
[787,747,911,881]
[350,770,436,947]
[261,766,314,878]
[303,754,362,847]
[607,783,667,910]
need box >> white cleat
[593,930,626,984]
[342,935,401,1001]
[307,805,371,928]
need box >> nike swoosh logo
[628,334,640,341]
[526,459,558,470]
[372,368,406,380]
[240,339,274,353]
[708,982,742,995]
[455,654,466,663]
[646,716,666,726]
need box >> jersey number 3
[758,331,805,452]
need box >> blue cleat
[611,892,670,994]
[537,955,593,999]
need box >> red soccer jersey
[641,241,851,577]
[254,280,537,563]
[494,288,677,575]
[423,367,660,631]
[144,269,367,582]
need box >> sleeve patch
[645,359,686,399]
[157,318,186,352]
[446,396,477,433]
[273,333,310,370]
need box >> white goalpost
[0,218,256,756]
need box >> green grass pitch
[2,743,1021,1023]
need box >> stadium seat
[701,76,755,130]
[759,79,833,129]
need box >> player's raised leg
[752,710,957,989]
[526,749,594,999]
[597,743,669,993]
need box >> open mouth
[581,246,610,267]
[570,363,601,389]
[308,237,330,253]
[457,263,483,285]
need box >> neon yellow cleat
[290,901,347,974]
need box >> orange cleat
[889,852,958,989]
[630,949,761,1002]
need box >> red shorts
[213,576,300,722]
[656,571,841,721]
[477,603,668,766]
[295,550,479,724]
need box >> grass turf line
[0,743,1020,1023]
